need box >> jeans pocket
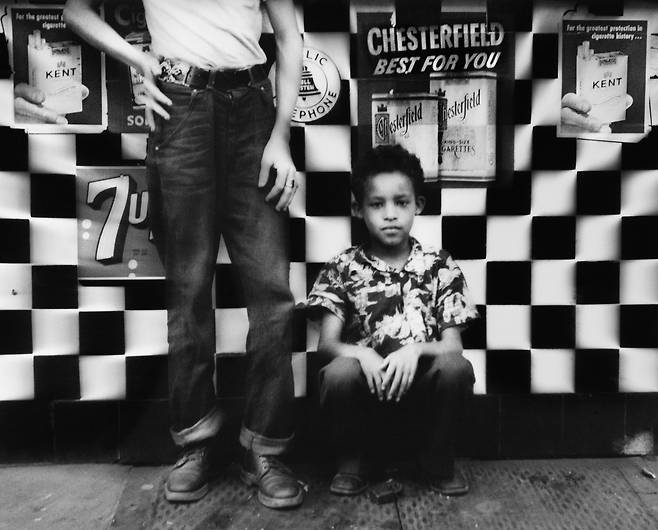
[152,85,202,150]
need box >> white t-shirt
[142,0,267,70]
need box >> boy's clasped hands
[355,344,422,402]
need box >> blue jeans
[146,77,295,454]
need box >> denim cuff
[239,425,294,455]
[171,407,223,447]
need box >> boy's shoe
[429,468,469,496]
[240,450,305,509]
[329,472,368,496]
[165,444,210,502]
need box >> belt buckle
[207,69,217,89]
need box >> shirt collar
[356,237,424,274]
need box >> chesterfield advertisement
[77,167,164,280]
[355,9,515,184]
[9,6,105,132]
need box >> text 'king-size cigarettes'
[576,41,628,124]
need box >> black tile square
[289,217,306,263]
[350,217,369,248]
[531,306,575,348]
[292,306,307,353]
[576,171,621,215]
[532,126,576,170]
[462,305,486,350]
[0,219,30,263]
[620,305,658,347]
[125,355,168,400]
[621,216,658,259]
[309,80,350,125]
[124,280,166,310]
[500,394,563,457]
[531,216,576,259]
[588,0,624,16]
[486,350,531,394]
[216,354,247,398]
[303,0,350,31]
[457,394,500,458]
[576,261,619,304]
[441,216,486,259]
[486,262,531,304]
[532,34,559,79]
[419,183,441,215]
[53,401,120,461]
[486,171,531,215]
[621,128,658,169]
[306,172,351,216]
[305,262,324,296]
[215,264,246,309]
[119,400,176,464]
[290,126,305,172]
[32,266,78,309]
[487,0,532,32]
[0,401,53,461]
[78,311,125,355]
[0,311,32,354]
[76,132,124,166]
[30,174,76,218]
[563,394,624,456]
[574,349,619,393]
[0,127,28,171]
[34,355,80,400]
[513,80,532,125]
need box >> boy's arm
[259,0,303,211]
[62,0,171,128]
[417,327,464,357]
[317,312,385,400]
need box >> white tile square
[531,171,576,216]
[621,260,658,304]
[441,188,487,216]
[290,262,307,305]
[621,171,658,215]
[121,133,147,161]
[0,355,34,400]
[486,305,531,350]
[305,125,351,172]
[215,308,249,353]
[576,215,620,261]
[514,125,533,171]
[79,355,126,400]
[0,172,30,218]
[124,310,168,356]
[410,215,442,250]
[532,4,562,33]
[576,139,621,171]
[576,304,619,349]
[349,79,359,127]
[305,216,351,262]
[619,348,658,392]
[28,134,76,174]
[531,260,576,305]
[463,349,486,395]
[292,351,307,398]
[30,218,78,265]
[531,79,561,126]
[32,309,79,355]
[0,264,32,309]
[515,32,533,79]
[78,286,125,311]
[454,259,486,306]
[531,349,575,393]
[487,216,532,261]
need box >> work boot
[240,450,305,509]
[165,444,210,502]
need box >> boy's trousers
[146,76,295,455]
[319,352,474,477]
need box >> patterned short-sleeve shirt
[306,238,479,357]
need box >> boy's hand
[353,347,385,400]
[380,344,421,402]
[135,53,172,131]
[258,135,298,211]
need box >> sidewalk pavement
[1,457,658,529]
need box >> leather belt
[159,58,267,90]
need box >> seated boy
[307,144,479,496]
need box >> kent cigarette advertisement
[559,19,648,140]
[77,166,164,280]
[356,8,514,185]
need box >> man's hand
[14,83,68,125]
[353,347,386,400]
[380,343,422,402]
[561,92,633,134]
[258,135,298,211]
[134,53,172,131]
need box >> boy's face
[355,171,425,252]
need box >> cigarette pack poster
[9,6,105,133]
[103,0,150,133]
[77,167,164,280]
[559,19,648,139]
[355,7,515,185]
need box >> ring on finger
[287,179,295,188]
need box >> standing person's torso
[142,0,266,70]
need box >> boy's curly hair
[351,144,425,205]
